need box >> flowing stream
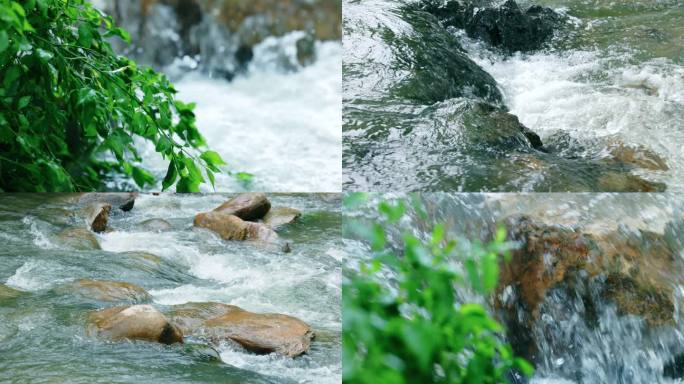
[343,193,684,383]
[0,194,341,383]
[343,0,684,192]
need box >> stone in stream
[213,193,271,221]
[193,211,280,245]
[263,207,302,228]
[0,284,23,300]
[167,302,314,357]
[55,227,101,250]
[82,202,111,233]
[87,304,183,345]
[138,218,173,232]
[57,279,151,303]
[597,172,666,192]
[606,142,669,171]
[496,215,682,362]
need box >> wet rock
[167,302,314,357]
[82,203,111,233]
[607,142,669,171]
[467,104,544,150]
[467,0,560,53]
[423,0,561,53]
[213,193,271,221]
[58,279,151,303]
[497,216,682,360]
[0,284,22,300]
[55,227,100,250]
[138,218,173,232]
[193,211,279,244]
[87,304,183,345]
[120,251,163,265]
[597,172,666,192]
[167,302,243,334]
[77,193,137,212]
[263,207,301,228]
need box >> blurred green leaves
[343,194,533,383]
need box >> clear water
[0,194,341,383]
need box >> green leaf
[161,160,178,191]
[77,24,93,48]
[17,96,31,109]
[200,150,227,167]
[0,31,9,53]
[235,172,253,183]
[132,166,155,188]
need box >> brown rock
[167,302,243,334]
[213,193,271,221]
[77,193,138,212]
[87,304,183,344]
[205,310,314,357]
[82,202,111,233]
[263,207,301,227]
[194,211,279,244]
[597,172,666,192]
[59,279,151,302]
[608,143,668,171]
[55,227,100,250]
[166,302,314,357]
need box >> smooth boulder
[87,304,183,345]
[59,279,151,302]
[82,202,111,233]
[194,211,279,244]
[167,302,314,357]
[263,207,301,227]
[214,193,271,221]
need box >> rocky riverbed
[0,193,341,383]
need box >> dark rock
[296,33,316,66]
[77,193,137,212]
[138,218,173,232]
[82,202,111,233]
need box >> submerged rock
[167,302,314,357]
[214,193,271,222]
[193,211,279,244]
[87,304,183,345]
[263,207,301,228]
[55,227,100,250]
[82,203,111,233]
[0,284,23,300]
[607,142,669,171]
[138,218,173,232]
[58,279,151,303]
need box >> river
[0,193,341,383]
[343,0,683,192]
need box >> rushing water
[0,194,341,383]
[137,37,343,193]
[343,193,684,383]
[342,0,684,192]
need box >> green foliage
[343,194,534,383]
[0,0,227,191]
